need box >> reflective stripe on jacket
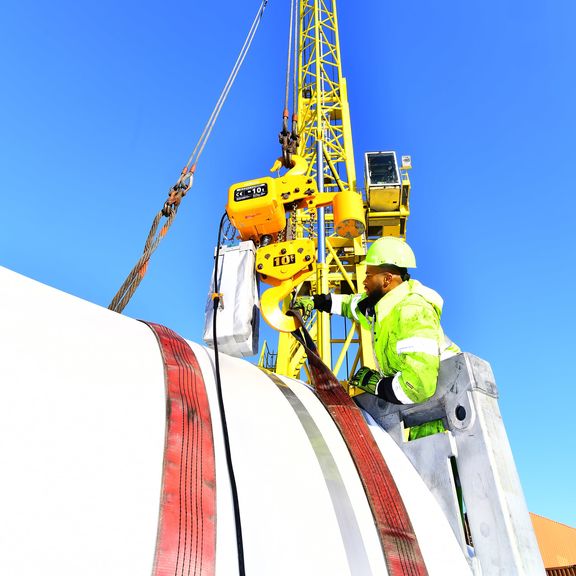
[332,280,460,404]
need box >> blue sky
[2,0,575,527]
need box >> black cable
[212,212,246,576]
[344,316,350,379]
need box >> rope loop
[108,208,177,313]
[162,169,194,217]
[108,1,269,314]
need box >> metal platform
[356,352,546,575]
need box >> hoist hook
[270,153,308,175]
[260,269,314,333]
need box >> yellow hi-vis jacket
[331,280,460,404]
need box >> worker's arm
[381,300,442,404]
[332,294,375,331]
[293,293,374,329]
[292,294,332,318]
[352,301,441,404]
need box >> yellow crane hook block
[256,238,316,333]
[255,238,316,284]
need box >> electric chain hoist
[225,155,365,332]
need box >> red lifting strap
[143,322,216,576]
[291,319,428,576]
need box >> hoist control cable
[211,212,246,576]
[108,0,269,314]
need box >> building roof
[531,513,576,568]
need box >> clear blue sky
[1,0,575,527]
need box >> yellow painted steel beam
[272,0,377,392]
[332,322,357,376]
[258,340,268,367]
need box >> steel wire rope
[211,212,246,576]
[108,0,269,314]
[278,0,298,170]
[189,0,269,168]
[108,211,175,313]
[292,0,299,119]
[283,0,295,114]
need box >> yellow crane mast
[271,0,412,389]
[269,0,367,384]
[225,0,412,389]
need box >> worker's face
[363,266,392,299]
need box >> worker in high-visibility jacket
[295,237,459,437]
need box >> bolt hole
[455,405,466,421]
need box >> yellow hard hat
[365,237,417,268]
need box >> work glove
[349,367,403,404]
[349,367,382,395]
[292,294,332,320]
[292,296,315,320]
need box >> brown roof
[546,566,576,576]
[531,513,576,568]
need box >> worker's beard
[359,288,385,317]
[365,285,386,302]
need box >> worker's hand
[291,294,332,321]
[292,296,315,320]
[349,367,381,395]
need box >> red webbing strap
[292,320,428,576]
[144,322,216,576]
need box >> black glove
[312,294,332,313]
[292,294,332,321]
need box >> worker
[294,237,460,438]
